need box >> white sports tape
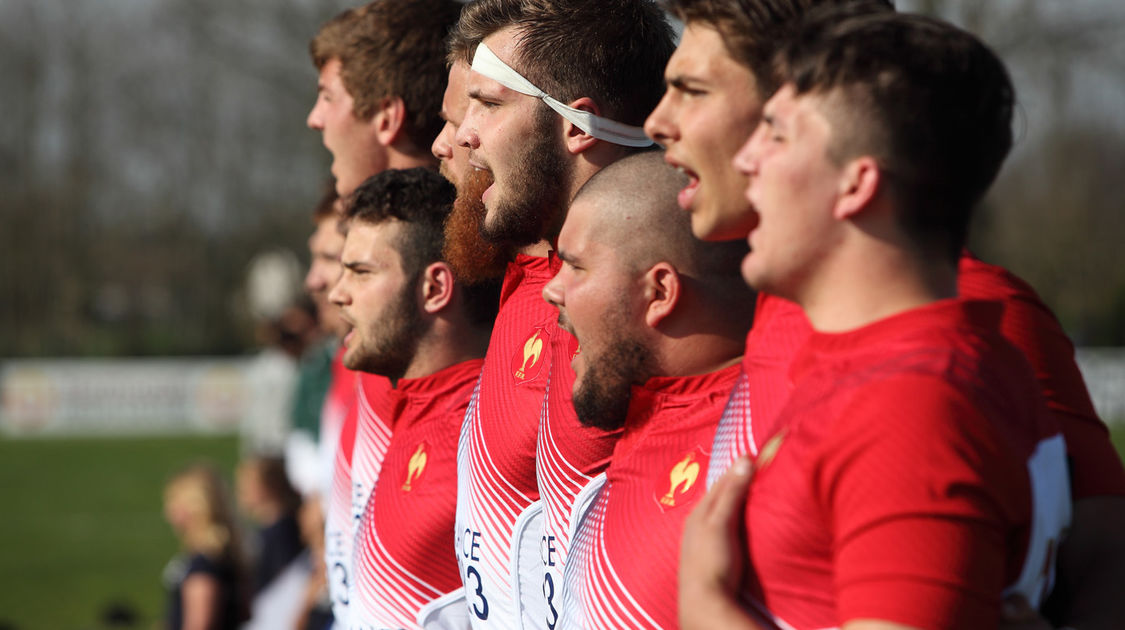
[471,43,654,148]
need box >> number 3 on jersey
[466,565,489,620]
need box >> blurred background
[1,0,1123,628]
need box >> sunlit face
[328,220,423,379]
[306,58,386,196]
[542,197,650,431]
[733,86,844,300]
[454,27,572,248]
[305,214,348,337]
[433,62,472,188]
[644,24,764,241]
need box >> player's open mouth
[665,158,699,211]
[470,161,494,202]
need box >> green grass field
[0,426,1123,630]
[0,435,239,630]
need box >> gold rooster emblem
[660,452,701,507]
[515,330,544,380]
[402,443,427,492]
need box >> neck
[651,294,753,378]
[799,235,956,333]
[399,320,489,384]
[519,239,554,257]
[386,146,437,171]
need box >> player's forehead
[560,198,618,262]
[442,63,470,118]
[668,23,736,79]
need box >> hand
[679,457,757,630]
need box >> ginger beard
[443,167,511,284]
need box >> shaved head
[572,151,748,286]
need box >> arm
[180,573,221,630]
[679,458,761,630]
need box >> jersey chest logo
[402,442,429,492]
[513,328,547,382]
[656,448,707,510]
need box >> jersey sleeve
[959,254,1125,498]
[817,375,1023,629]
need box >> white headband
[471,43,654,148]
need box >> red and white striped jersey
[326,379,359,626]
[455,254,556,630]
[320,347,355,497]
[351,360,482,629]
[325,371,393,628]
[562,366,740,629]
[352,372,395,530]
[707,292,808,488]
[534,322,622,630]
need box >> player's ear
[562,97,601,155]
[643,262,680,328]
[373,95,406,147]
[420,261,455,314]
[834,155,880,220]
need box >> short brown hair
[310,0,462,150]
[448,0,675,126]
[665,0,891,98]
[778,6,1014,261]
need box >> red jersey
[351,360,482,629]
[563,365,740,630]
[455,254,555,629]
[534,318,623,630]
[742,299,1069,629]
[709,253,1125,500]
[958,253,1125,498]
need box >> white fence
[0,354,296,441]
[1076,348,1125,424]
[0,350,1122,438]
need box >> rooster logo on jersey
[513,328,547,382]
[657,448,707,510]
[402,443,428,492]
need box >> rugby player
[328,168,499,629]
[682,8,1069,628]
[305,0,461,624]
[644,1,1125,627]
[543,152,754,629]
[444,0,675,626]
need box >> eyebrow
[342,261,368,272]
[467,88,491,103]
[666,75,700,90]
[556,250,577,265]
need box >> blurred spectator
[161,464,250,630]
[243,249,309,456]
[236,456,305,593]
[294,496,333,630]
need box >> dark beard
[572,337,652,432]
[346,281,425,382]
[443,168,512,284]
[479,107,572,248]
